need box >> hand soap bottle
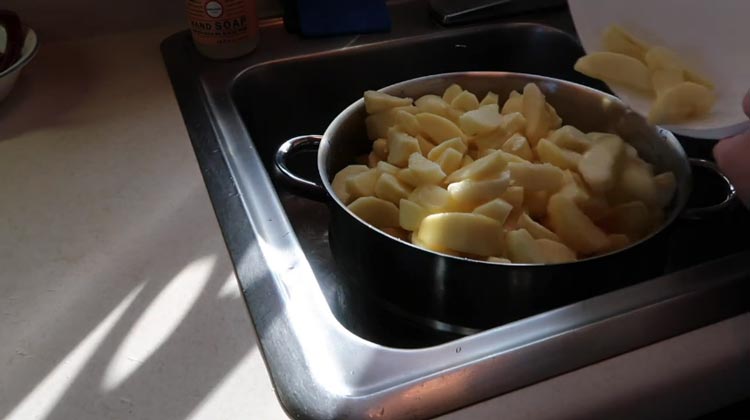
[186,0,259,59]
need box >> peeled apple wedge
[522,82,549,145]
[461,154,474,168]
[648,82,715,124]
[535,238,577,263]
[471,129,510,152]
[517,212,559,241]
[501,133,534,161]
[578,133,624,193]
[473,198,513,225]
[501,91,522,114]
[434,148,463,175]
[480,91,499,106]
[506,229,546,264]
[610,158,658,206]
[415,95,451,117]
[602,25,649,61]
[495,149,531,164]
[459,104,503,136]
[395,110,422,137]
[376,161,399,175]
[416,135,434,155]
[500,186,524,209]
[651,68,685,96]
[601,233,632,254]
[427,137,467,161]
[579,194,610,222]
[473,112,527,150]
[365,105,419,140]
[399,199,428,231]
[547,193,609,255]
[364,90,413,114]
[451,90,480,112]
[447,173,511,209]
[574,52,653,92]
[367,152,381,168]
[415,112,465,143]
[404,152,446,185]
[387,129,422,167]
[546,103,563,130]
[411,231,463,256]
[332,165,369,204]
[445,150,509,183]
[508,162,564,192]
[644,47,714,89]
[345,168,381,199]
[557,176,590,205]
[536,138,582,170]
[548,125,592,153]
[373,138,388,159]
[348,196,400,229]
[408,185,452,213]
[374,173,413,205]
[442,84,463,103]
[418,213,504,257]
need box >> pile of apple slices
[332,83,676,264]
[575,25,715,124]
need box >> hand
[713,90,750,206]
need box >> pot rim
[318,71,690,267]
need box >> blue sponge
[295,0,391,37]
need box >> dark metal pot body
[278,72,732,332]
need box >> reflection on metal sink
[161,2,750,418]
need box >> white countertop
[1,27,748,420]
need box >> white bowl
[0,26,39,103]
[568,0,750,139]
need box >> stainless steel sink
[161,2,750,418]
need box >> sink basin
[161,2,750,418]
[231,22,617,346]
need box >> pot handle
[275,135,328,200]
[681,158,737,220]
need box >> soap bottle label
[186,0,258,46]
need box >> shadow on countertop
[1,182,266,420]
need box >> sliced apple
[418,213,503,257]
[602,25,649,61]
[578,133,624,193]
[547,193,609,255]
[364,90,413,114]
[348,196,399,228]
[459,104,503,136]
[506,228,546,264]
[648,82,715,124]
[442,84,463,103]
[399,199,428,231]
[332,164,369,203]
[415,112,466,143]
[574,52,653,92]
[536,238,577,263]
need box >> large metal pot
[275,72,735,332]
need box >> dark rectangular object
[295,0,391,37]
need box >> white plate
[568,0,750,139]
